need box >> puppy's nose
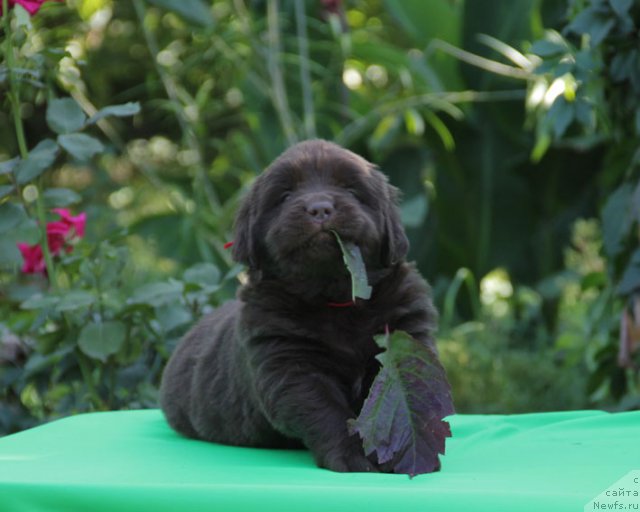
[306,200,334,223]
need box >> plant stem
[3,0,28,159]
[441,267,481,330]
[335,89,525,147]
[430,39,532,80]
[76,349,106,410]
[132,0,222,216]
[2,1,58,288]
[477,132,493,275]
[267,0,297,145]
[34,185,59,286]
[294,0,316,139]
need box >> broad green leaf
[610,50,636,82]
[78,320,126,362]
[633,182,640,224]
[617,249,640,295]
[0,202,28,233]
[332,231,372,301]
[46,98,87,135]
[146,0,214,27]
[128,280,184,307]
[13,4,32,28]
[0,239,22,267]
[43,188,82,208]
[183,262,221,287]
[0,185,15,199]
[21,294,61,310]
[58,133,104,161]
[567,8,615,46]
[15,139,59,185]
[575,99,595,129]
[0,157,20,175]
[349,330,454,476]
[609,0,633,17]
[530,39,567,57]
[548,98,575,139]
[602,183,634,258]
[87,102,141,125]
[56,290,96,312]
[1,216,41,267]
[10,217,40,244]
[23,346,74,377]
[155,303,193,333]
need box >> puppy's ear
[377,171,409,266]
[231,185,259,269]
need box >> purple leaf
[349,330,454,476]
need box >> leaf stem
[267,0,297,145]
[3,0,28,160]
[34,183,59,287]
[294,0,316,139]
[430,39,533,80]
[2,2,58,288]
[335,89,526,147]
[76,349,106,410]
[441,267,481,330]
[132,0,222,216]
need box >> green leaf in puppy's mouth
[331,231,372,301]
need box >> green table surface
[0,409,638,512]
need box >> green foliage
[526,0,640,402]
[2,237,232,432]
[1,0,639,436]
[145,0,214,28]
[15,139,59,185]
[332,231,372,301]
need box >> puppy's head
[232,140,408,278]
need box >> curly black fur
[160,140,438,472]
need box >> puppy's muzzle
[305,195,335,224]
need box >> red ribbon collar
[327,300,357,308]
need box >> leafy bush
[0,0,479,435]
[1,0,639,436]
[523,0,640,404]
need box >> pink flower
[17,209,87,276]
[0,0,60,16]
[52,208,86,238]
[46,220,70,255]
[17,243,46,274]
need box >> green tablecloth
[0,409,638,512]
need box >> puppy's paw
[317,437,379,473]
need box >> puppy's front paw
[318,437,379,473]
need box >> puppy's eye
[279,191,292,204]
[347,188,360,199]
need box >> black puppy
[160,140,438,472]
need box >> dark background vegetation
[1,0,639,435]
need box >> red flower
[17,208,87,276]
[52,208,86,238]
[0,0,60,16]
[17,242,46,274]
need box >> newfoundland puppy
[160,140,438,472]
